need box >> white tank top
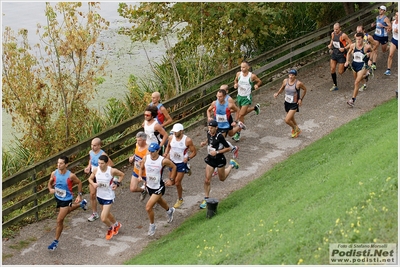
[169,135,188,163]
[145,154,164,189]
[393,20,398,40]
[95,166,115,200]
[144,120,159,145]
[237,72,252,97]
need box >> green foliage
[125,99,397,265]
[118,2,348,72]
[2,2,109,162]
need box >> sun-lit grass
[125,98,398,265]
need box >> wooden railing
[2,2,393,229]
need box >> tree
[2,2,109,160]
[118,2,182,96]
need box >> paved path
[2,50,397,265]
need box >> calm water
[2,2,174,148]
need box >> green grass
[125,99,398,265]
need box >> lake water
[1,2,175,149]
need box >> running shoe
[140,189,147,201]
[329,84,339,91]
[113,222,122,235]
[167,207,175,223]
[80,199,87,211]
[212,168,218,177]
[88,212,99,222]
[254,103,260,115]
[232,146,239,159]
[347,99,355,107]
[359,84,367,92]
[174,199,184,208]
[199,199,207,209]
[106,227,114,240]
[48,240,58,251]
[384,69,391,76]
[148,224,156,236]
[291,128,297,138]
[292,127,301,138]
[230,159,239,169]
[232,132,240,142]
[371,64,376,70]
[238,121,247,130]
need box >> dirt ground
[2,49,398,265]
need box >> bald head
[91,137,102,152]
[220,84,229,92]
[151,92,161,104]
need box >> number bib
[173,152,182,160]
[332,41,341,49]
[353,51,364,63]
[285,94,294,103]
[98,182,108,188]
[207,145,216,155]
[54,187,66,198]
[215,113,228,123]
[134,161,141,170]
[375,28,382,35]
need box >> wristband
[113,181,120,187]
[78,192,83,196]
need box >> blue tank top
[215,100,231,129]
[90,149,104,168]
[375,15,388,37]
[53,169,73,201]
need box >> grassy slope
[125,99,398,265]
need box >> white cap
[379,5,386,11]
[171,123,184,132]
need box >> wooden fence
[2,2,394,229]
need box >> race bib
[215,113,228,123]
[285,94,294,103]
[54,187,66,198]
[332,41,340,49]
[148,176,157,182]
[134,161,140,170]
[98,182,108,188]
[353,51,364,62]
[173,152,182,160]
[207,145,216,155]
[375,28,382,35]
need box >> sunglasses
[144,114,151,117]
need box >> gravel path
[2,50,397,265]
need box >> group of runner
[46,6,397,250]
[328,6,398,107]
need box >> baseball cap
[171,123,184,132]
[288,69,298,76]
[379,5,386,11]
[148,142,160,152]
[208,120,218,127]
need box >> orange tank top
[133,145,148,177]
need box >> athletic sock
[331,73,337,86]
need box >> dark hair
[217,89,227,96]
[59,156,69,164]
[355,32,364,38]
[99,154,109,163]
[145,105,158,118]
